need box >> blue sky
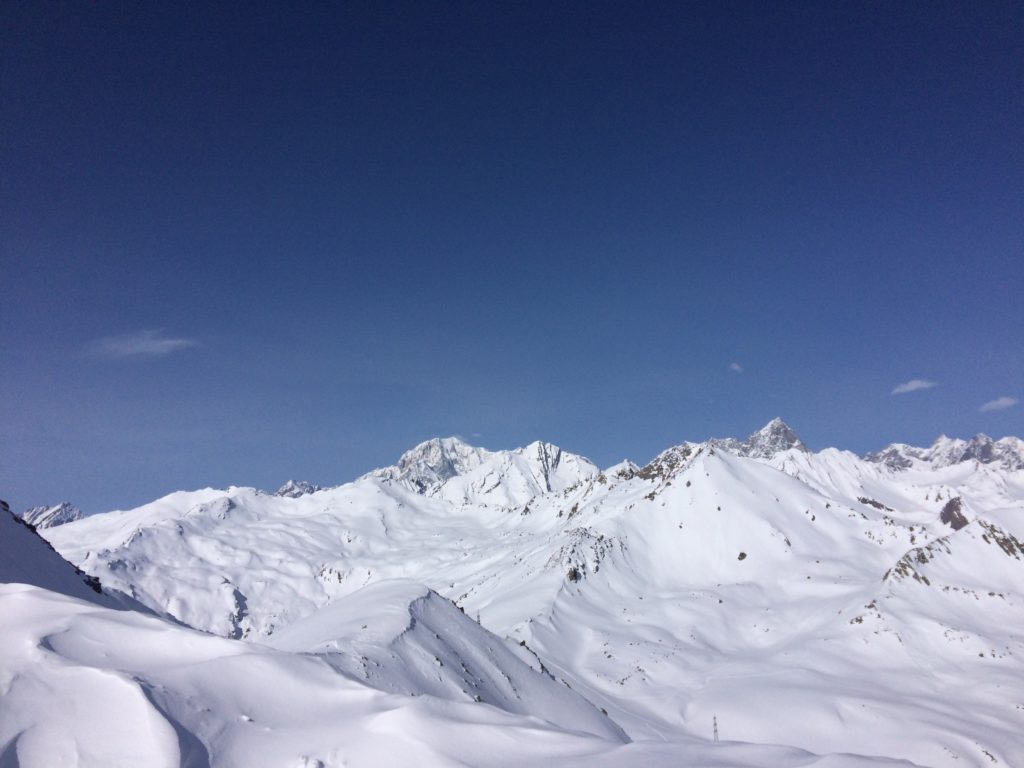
[2,2,1022,512]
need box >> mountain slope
[36,424,1024,766]
[1,581,912,768]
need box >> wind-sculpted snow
[0,584,915,767]
[31,422,1024,766]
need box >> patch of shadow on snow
[0,734,22,768]
[137,683,212,768]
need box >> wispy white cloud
[891,379,937,395]
[979,396,1018,413]
[729,362,743,373]
[88,329,198,359]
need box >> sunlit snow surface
[6,429,1024,766]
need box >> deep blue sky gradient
[2,2,1022,511]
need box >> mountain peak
[740,418,808,459]
[275,480,322,498]
[367,437,598,503]
[22,501,83,529]
[371,436,492,493]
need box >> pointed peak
[21,501,84,529]
[394,436,486,469]
[370,436,492,493]
[519,440,562,459]
[741,418,808,459]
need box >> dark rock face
[739,418,809,459]
[858,497,894,512]
[275,480,322,498]
[863,447,914,469]
[940,497,968,531]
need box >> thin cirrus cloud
[88,329,199,359]
[891,379,937,395]
[729,362,744,373]
[979,396,1018,413]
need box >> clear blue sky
[2,2,1022,512]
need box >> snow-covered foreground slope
[1,510,903,767]
[17,423,1024,766]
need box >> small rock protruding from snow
[940,497,969,531]
[22,501,83,529]
[603,459,640,481]
[275,480,323,498]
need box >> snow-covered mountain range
[4,420,1024,767]
[865,433,1024,471]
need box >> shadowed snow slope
[26,425,1024,766]
[0,500,120,608]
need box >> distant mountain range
[5,419,1024,766]
[865,433,1024,471]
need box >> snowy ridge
[368,436,493,491]
[367,436,599,506]
[0,500,146,613]
[21,500,83,528]
[265,579,625,741]
[1,500,105,603]
[866,433,1024,471]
